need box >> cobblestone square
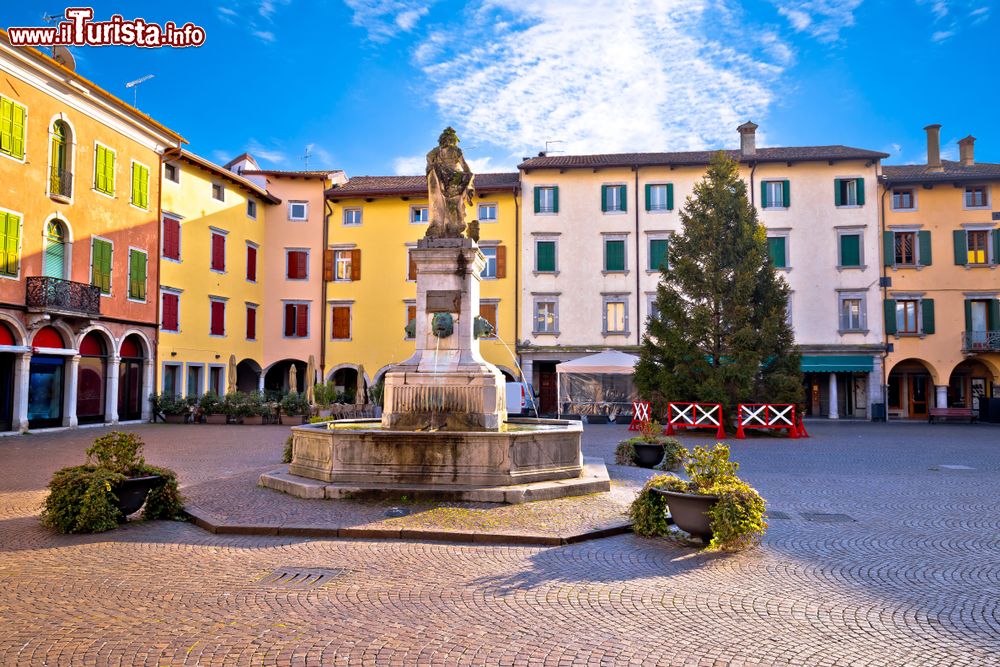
[1,421,998,666]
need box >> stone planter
[283,414,308,425]
[204,414,228,425]
[113,475,163,516]
[241,415,264,425]
[163,414,187,424]
[654,488,719,542]
[632,442,664,469]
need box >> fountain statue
[261,128,607,501]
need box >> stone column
[106,355,120,424]
[12,352,30,433]
[64,354,80,428]
[258,373,265,392]
[827,372,839,419]
[935,385,949,409]
[141,359,155,421]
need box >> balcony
[49,167,72,201]
[962,331,1000,353]
[26,276,100,318]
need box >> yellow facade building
[156,150,279,398]
[323,174,521,393]
[882,125,1000,419]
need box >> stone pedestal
[381,238,507,431]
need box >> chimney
[958,135,976,166]
[738,121,758,157]
[924,124,943,172]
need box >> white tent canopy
[556,351,640,418]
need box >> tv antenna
[302,145,313,169]
[41,12,62,24]
[125,74,155,108]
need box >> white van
[505,381,537,416]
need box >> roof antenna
[125,74,155,108]
[541,140,564,157]
[302,146,313,169]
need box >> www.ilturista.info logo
[7,8,206,48]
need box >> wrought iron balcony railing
[26,276,100,318]
[49,167,73,198]
[962,331,1000,352]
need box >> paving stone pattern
[1,422,999,666]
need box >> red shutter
[350,249,361,281]
[296,303,309,337]
[163,217,180,260]
[211,233,225,271]
[284,304,295,336]
[246,306,256,340]
[331,306,350,339]
[210,300,225,336]
[408,251,416,281]
[246,246,257,281]
[496,245,507,279]
[323,249,335,282]
[162,293,179,331]
[287,251,307,279]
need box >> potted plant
[614,421,685,469]
[41,431,185,534]
[240,392,268,425]
[199,391,227,424]
[280,392,311,424]
[629,444,767,550]
[153,394,193,423]
[313,382,335,417]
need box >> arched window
[43,219,68,280]
[49,120,72,198]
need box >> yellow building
[156,150,279,398]
[882,125,1000,419]
[324,173,521,393]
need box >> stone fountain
[260,128,609,503]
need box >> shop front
[28,326,71,429]
[801,354,877,419]
[118,335,146,422]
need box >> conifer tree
[635,152,801,427]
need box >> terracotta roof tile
[883,160,1000,183]
[518,146,889,170]
[328,173,519,197]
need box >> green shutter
[533,187,540,213]
[649,238,669,271]
[989,299,1000,330]
[883,231,894,267]
[131,163,149,208]
[95,145,115,195]
[920,299,935,335]
[782,180,790,207]
[953,230,968,265]
[993,230,1000,266]
[856,178,865,206]
[536,241,555,272]
[601,185,608,212]
[0,211,20,277]
[92,239,112,294]
[552,186,559,213]
[760,181,768,208]
[644,184,651,211]
[0,98,26,160]
[131,163,141,205]
[605,240,625,271]
[666,183,673,210]
[918,230,932,266]
[834,179,842,207]
[619,185,626,212]
[840,234,860,267]
[129,250,147,300]
[767,236,786,269]
[884,299,897,335]
[964,300,973,333]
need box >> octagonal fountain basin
[287,417,584,487]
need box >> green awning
[800,355,874,373]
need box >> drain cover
[767,511,791,520]
[257,567,347,588]
[800,512,855,523]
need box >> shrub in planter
[614,421,684,471]
[231,392,268,424]
[152,394,193,423]
[280,392,311,423]
[199,391,227,423]
[41,431,184,534]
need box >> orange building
[0,35,183,431]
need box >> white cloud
[773,0,864,42]
[253,30,276,42]
[217,6,238,23]
[305,143,336,168]
[344,0,433,42]
[417,0,787,156]
[259,0,291,20]
[392,155,425,175]
[248,139,287,165]
[917,0,989,41]
[211,149,232,164]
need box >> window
[410,206,428,223]
[964,185,989,208]
[839,296,864,332]
[247,199,257,219]
[246,243,258,281]
[604,298,628,335]
[835,178,864,207]
[209,366,224,396]
[0,209,21,277]
[210,299,226,336]
[481,246,497,279]
[211,182,224,202]
[892,189,915,210]
[839,233,862,267]
[648,238,669,271]
[647,294,660,323]
[91,238,113,294]
[289,201,308,220]
[283,302,309,338]
[334,249,361,281]
[761,180,789,209]
[895,300,919,334]
[0,96,27,160]
[286,249,309,280]
[331,304,351,340]
[534,298,558,334]
[94,144,115,195]
[405,303,416,339]
[536,239,557,273]
[767,236,787,269]
[894,231,916,265]
[161,291,180,332]
[128,249,147,301]
[967,230,989,265]
[645,184,673,212]
[162,215,181,261]
[163,162,179,183]
[534,186,558,214]
[478,203,497,221]
[162,364,180,397]
[479,302,498,338]
[604,238,626,272]
[211,231,226,272]
[343,208,362,226]
[601,185,627,212]
[246,304,257,340]
[49,120,71,198]
[186,365,203,398]
[130,162,149,209]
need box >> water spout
[494,333,539,416]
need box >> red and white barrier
[628,401,651,431]
[736,403,804,439]
[664,402,726,439]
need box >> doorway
[908,375,929,418]
[537,361,557,415]
[0,354,13,431]
[28,356,65,428]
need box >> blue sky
[4,1,997,175]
